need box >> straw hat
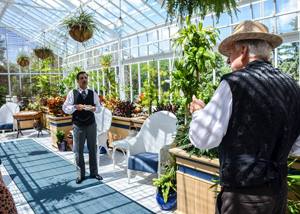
[218,20,283,57]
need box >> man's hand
[90,106,96,112]
[189,95,205,114]
[75,104,84,111]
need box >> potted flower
[17,54,30,67]
[153,161,177,211]
[34,46,53,60]
[56,130,66,151]
[63,9,96,43]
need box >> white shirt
[62,88,101,114]
[189,80,300,156]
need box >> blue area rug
[0,139,154,214]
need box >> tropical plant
[162,0,237,23]
[56,130,65,144]
[33,46,53,60]
[153,160,177,203]
[142,65,159,115]
[62,67,82,91]
[171,17,219,121]
[100,54,118,98]
[63,8,96,43]
[287,158,300,214]
[16,53,30,67]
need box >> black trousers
[73,122,98,179]
[215,183,287,214]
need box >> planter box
[169,147,220,214]
[48,115,72,148]
[108,116,146,147]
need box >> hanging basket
[34,48,53,60]
[69,25,93,43]
[17,57,30,67]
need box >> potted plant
[17,54,30,67]
[56,130,66,151]
[63,9,96,43]
[34,46,53,60]
[153,161,177,211]
[163,0,237,22]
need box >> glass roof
[0,0,167,56]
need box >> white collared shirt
[189,81,300,156]
[62,88,101,114]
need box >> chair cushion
[128,152,158,173]
[0,123,13,130]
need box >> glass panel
[260,18,274,33]
[203,15,214,27]
[159,28,169,40]
[148,31,157,41]
[277,14,297,34]
[233,5,251,23]
[278,42,299,81]
[10,75,19,96]
[149,43,158,55]
[131,64,139,100]
[139,33,147,44]
[216,13,231,27]
[124,65,130,100]
[159,40,170,53]
[252,1,261,19]
[122,39,129,49]
[140,62,148,92]
[159,59,170,102]
[263,0,274,17]
[131,47,138,58]
[0,75,8,105]
[139,45,147,57]
[276,0,298,13]
[218,27,231,42]
[131,36,138,47]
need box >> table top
[13,111,41,120]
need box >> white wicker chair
[0,102,20,133]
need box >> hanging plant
[17,54,30,67]
[162,0,237,22]
[34,47,53,60]
[63,9,96,43]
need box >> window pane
[140,62,148,91]
[124,65,130,100]
[263,0,274,17]
[277,14,297,34]
[278,42,299,81]
[131,64,139,99]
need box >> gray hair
[235,40,272,60]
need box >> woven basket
[69,25,93,43]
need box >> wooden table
[13,111,42,138]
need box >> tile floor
[0,129,174,214]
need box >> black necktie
[82,90,87,99]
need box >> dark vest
[220,60,300,188]
[72,89,95,126]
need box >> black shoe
[90,174,103,181]
[76,177,85,184]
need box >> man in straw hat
[189,20,300,213]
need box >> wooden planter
[34,48,53,60]
[169,147,220,214]
[108,116,146,147]
[69,25,93,42]
[17,58,30,67]
[48,115,72,148]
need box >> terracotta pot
[17,58,30,67]
[69,25,93,42]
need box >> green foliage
[171,17,219,120]
[287,158,300,214]
[56,130,65,143]
[100,54,118,98]
[0,85,7,106]
[163,0,237,23]
[142,65,159,114]
[153,160,177,203]
[63,9,96,33]
[278,43,299,82]
[62,67,82,92]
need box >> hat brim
[218,32,283,57]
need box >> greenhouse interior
[0,0,299,213]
